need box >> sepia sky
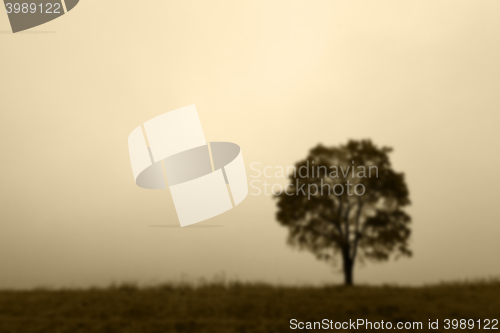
[1,0,499,289]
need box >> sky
[0,0,499,289]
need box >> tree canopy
[275,139,412,285]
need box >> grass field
[0,280,498,332]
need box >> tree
[275,139,411,286]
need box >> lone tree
[275,139,411,286]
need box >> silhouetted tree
[275,140,411,286]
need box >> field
[0,280,498,332]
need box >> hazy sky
[1,0,499,289]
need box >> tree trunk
[342,251,354,286]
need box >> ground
[0,280,498,332]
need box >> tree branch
[332,195,345,239]
[319,212,343,239]
[350,196,364,263]
[343,197,352,243]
